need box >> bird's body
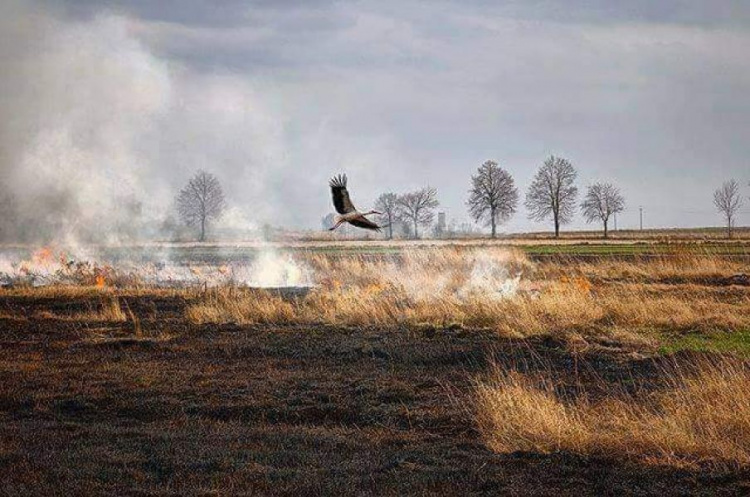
[328,174,383,231]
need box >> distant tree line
[369,155,627,240]
[375,156,746,240]
[172,162,747,243]
[459,155,625,239]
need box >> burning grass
[185,248,750,339]
[186,247,530,327]
[3,246,749,339]
[476,358,750,469]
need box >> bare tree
[176,170,226,242]
[321,213,335,230]
[580,182,625,238]
[374,192,399,240]
[467,160,518,238]
[398,220,413,239]
[525,156,578,238]
[397,187,439,239]
[713,179,743,239]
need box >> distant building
[437,212,446,233]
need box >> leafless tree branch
[525,156,578,237]
[713,179,742,239]
[176,170,226,242]
[374,192,400,240]
[580,182,625,238]
[396,187,439,239]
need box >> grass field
[1,242,749,495]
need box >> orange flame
[32,247,55,265]
[95,275,106,288]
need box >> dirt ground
[0,293,748,496]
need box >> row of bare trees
[470,157,747,239]
[174,168,745,242]
[374,187,439,239]
[466,156,625,238]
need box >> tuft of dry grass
[32,297,128,322]
[476,359,750,469]
[186,289,295,325]
[98,297,128,322]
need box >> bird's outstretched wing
[329,174,356,214]
[349,215,381,231]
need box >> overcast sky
[3,0,750,237]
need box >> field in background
[1,240,749,495]
[3,227,750,269]
[296,226,750,243]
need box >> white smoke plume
[377,248,525,302]
[456,251,521,300]
[233,250,313,287]
[0,1,285,244]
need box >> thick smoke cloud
[1,5,166,243]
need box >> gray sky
[3,0,750,238]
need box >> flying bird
[328,174,383,231]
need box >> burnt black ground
[0,294,748,496]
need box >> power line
[639,206,643,230]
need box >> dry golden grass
[476,359,750,469]
[186,248,750,338]
[186,290,295,325]
[0,284,181,298]
[0,285,117,298]
[32,297,128,322]
[536,254,747,283]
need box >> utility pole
[639,206,643,231]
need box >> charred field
[1,243,750,496]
